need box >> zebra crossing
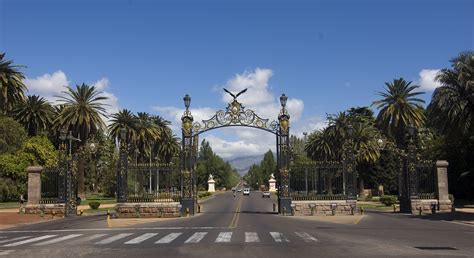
[0,231,318,248]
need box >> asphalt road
[0,191,473,257]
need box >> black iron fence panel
[416,160,436,199]
[40,167,63,204]
[127,163,181,203]
[290,161,347,200]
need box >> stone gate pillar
[435,160,452,212]
[27,166,43,206]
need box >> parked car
[262,191,271,198]
[243,188,250,196]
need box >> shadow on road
[407,211,474,224]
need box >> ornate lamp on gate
[181,94,195,215]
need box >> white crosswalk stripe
[245,232,260,243]
[73,234,108,243]
[124,233,158,244]
[0,236,31,244]
[155,233,182,244]
[269,232,290,243]
[295,232,318,242]
[34,234,83,246]
[3,235,57,247]
[184,232,207,243]
[215,232,232,243]
[0,250,14,256]
[95,233,133,245]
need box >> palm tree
[135,112,160,162]
[305,129,334,161]
[158,130,180,163]
[13,95,54,136]
[0,53,27,114]
[372,78,425,148]
[108,109,138,144]
[55,83,108,199]
[428,51,474,135]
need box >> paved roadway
[0,191,473,257]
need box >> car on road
[262,191,270,198]
[237,188,242,192]
[243,188,250,195]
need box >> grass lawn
[82,207,112,215]
[81,193,116,206]
[0,202,20,209]
[358,201,395,212]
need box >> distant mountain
[225,154,264,176]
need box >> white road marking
[155,233,182,244]
[0,227,223,234]
[3,235,57,247]
[124,233,158,244]
[0,236,31,244]
[269,232,290,243]
[73,234,108,243]
[215,232,232,243]
[0,250,14,256]
[245,232,260,243]
[295,232,318,242]
[95,233,133,245]
[184,232,207,243]
[34,234,83,246]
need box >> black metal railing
[40,167,63,204]
[126,163,181,203]
[416,160,436,199]
[290,161,347,200]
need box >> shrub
[380,195,398,206]
[89,201,101,209]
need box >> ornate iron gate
[180,90,292,215]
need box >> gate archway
[180,89,292,215]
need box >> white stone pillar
[436,160,452,212]
[269,173,277,192]
[208,174,215,193]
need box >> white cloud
[292,115,327,137]
[418,69,441,91]
[24,71,120,119]
[154,67,307,159]
[24,70,69,102]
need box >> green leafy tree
[428,51,474,136]
[13,95,54,136]
[0,53,27,115]
[0,115,28,154]
[372,78,425,148]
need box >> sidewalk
[0,213,61,230]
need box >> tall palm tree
[135,112,160,162]
[428,51,474,135]
[13,95,54,136]
[158,130,180,163]
[0,53,27,114]
[372,78,425,148]
[305,129,334,161]
[108,109,138,144]
[55,83,108,199]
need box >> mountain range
[225,154,265,176]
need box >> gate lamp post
[184,94,191,109]
[280,94,288,108]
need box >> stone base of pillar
[115,202,181,218]
[180,198,195,216]
[279,197,292,216]
[292,200,358,216]
[410,199,453,215]
[25,204,66,215]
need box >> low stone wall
[410,199,452,215]
[292,200,357,216]
[25,204,66,215]
[115,202,182,218]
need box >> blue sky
[1,0,472,158]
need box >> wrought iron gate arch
[180,90,292,215]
